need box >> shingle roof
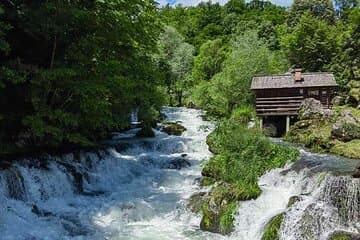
[251,73,337,90]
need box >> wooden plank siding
[253,87,335,116]
[255,96,303,116]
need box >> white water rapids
[0,107,358,240]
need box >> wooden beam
[256,108,299,112]
[256,104,301,108]
[257,112,298,116]
[256,96,304,101]
[256,100,303,104]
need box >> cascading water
[0,107,358,240]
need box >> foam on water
[0,107,358,240]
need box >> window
[308,90,319,97]
[299,89,303,94]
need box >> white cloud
[157,0,293,7]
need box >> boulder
[263,123,277,137]
[331,110,360,142]
[161,122,186,136]
[332,96,345,106]
[135,127,155,138]
[353,165,360,178]
[298,98,325,120]
[287,196,301,207]
[162,157,191,170]
[187,192,207,213]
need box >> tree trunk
[50,34,57,69]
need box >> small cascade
[280,175,360,240]
[4,168,27,201]
[0,107,216,240]
[0,107,358,240]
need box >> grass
[261,213,284,240]
[330,139,360,159]
[200,118,299,234]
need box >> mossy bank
[196,116,299,234]
[285,102,360,159]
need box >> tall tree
[282,13,340,71]
[287,0,336,27]
[158,26,194,106]
[192,38,228,83]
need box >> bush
[200,119,299,234]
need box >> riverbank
[194,114,299,235]
[285,102,360,159]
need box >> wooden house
[251,69,337,135]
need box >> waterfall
[280,175,359,240]
[0,107,358,240]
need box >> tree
[158,26,194,106]
[0,0,164,154]
[192,38,228,83]
[224,0,246,14]
[193,31,288,116]
[287,0,336,27]
[282,13,340,71]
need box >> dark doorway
[263,116,287,137]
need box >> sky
[157,0,293,7]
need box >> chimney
[294,68,302,82]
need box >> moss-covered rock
[331,110,360,142]
[200,177,216,186]
[135,127,155,138]
[187,192,207,213]
[327,231,359,240]
[200,192,237,235]
[161,122,186,136]
[330,139,360,159]
[261,213,284,240]
[285,119,333,152]
[286,105,360,157]
[287,196,301,207]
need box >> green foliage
[0,0,164,156]
[230,105,255,124]
[287,0,336,27]
[282,12,340,71]
[193,31,288,117]
[200,118,298,234]
[330,139,360,159]
[261,214,284,240]
[157,26,194,106]
[192,38,228,82]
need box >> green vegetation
[0,1,164,157]
[287,196,301,208]
[285,106,360,158]
[261,213,284,240]
[330,140,360,159]
[0,0,358,160]
[328,231,353,240]
[200,117,299,234]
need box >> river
[0,107,358,240]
